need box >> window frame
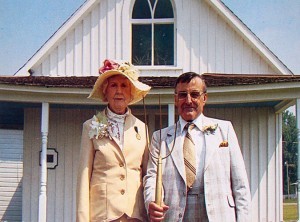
[130,0,176,66]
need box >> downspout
[38,102,49,222]
[296,99,300,222]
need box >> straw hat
[88,59,151,105]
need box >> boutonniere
[219,141,229,147]
[89,112,112,140]
[202,124,218,135]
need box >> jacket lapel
[202,116,220,171]
[166,122,186,183]
[123,114,135,157]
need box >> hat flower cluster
[89,58,151,104]
[99,59,139,81]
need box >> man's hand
[148,201,169,222]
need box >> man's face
[105,75,132,114]
[175,77,207,122]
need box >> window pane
[132,0,151,19]
[132,25,152,65]
[154,24,174,65]
[154,0,174,18]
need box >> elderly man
[144,72,251,222]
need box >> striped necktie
[183,123,196,189]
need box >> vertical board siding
[58,40,67,76]
[206,107,280,222]
[23,106,281,221]
[91,7,100,75]
[74,22,83,76]
[66,29,75,76]
[23,108,96,222]
[190,0,200,72]
[32,0,279,77]
[267,109,276,222]
[23,108,41,222]
[0,129,23,222]
[83,13,92,76]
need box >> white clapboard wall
[0,129,23,222]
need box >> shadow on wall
[1,179,23,222]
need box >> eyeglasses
[175,91,206,100]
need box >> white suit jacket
[143,115,251,222]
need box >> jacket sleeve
[143,130,160,213]
[227,122,251,222]
[76,120,95,222]
[142,125,150,178]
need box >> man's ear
[203,93,208,104]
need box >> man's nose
[185,94,192,103]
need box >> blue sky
[0,0,299,75]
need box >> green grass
[284,199,297,204]
[284,199,298,221]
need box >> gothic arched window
[131,0,175,66]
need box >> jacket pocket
[90,183,107,220]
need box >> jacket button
[119,163,124,167]
[120,175,125,180]
[179,213,182,218]
[121,189,125,195]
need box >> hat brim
[88,70,151,105]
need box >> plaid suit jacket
[144,115,251,222]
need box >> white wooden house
[0,0,300,221]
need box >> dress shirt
[179,114,205,180]
[106,107,130,150]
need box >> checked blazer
[143,115,251,222]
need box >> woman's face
[105,75,132,114]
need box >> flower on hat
[89,59,151,104]
[99,59,138,81]
[99,59,119,74]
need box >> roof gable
[205,0,291,74]
[15,0,292,76]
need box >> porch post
[296,100,300,222]
[168,104,175,126]
[39,102,49,222]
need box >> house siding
[10,0,288,221]
[22,105,280,222]
[31,0,277,77]
[0,129,23,222]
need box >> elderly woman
[76,59,151,222]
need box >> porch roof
[0,73,300,88]
[1,73,300,113]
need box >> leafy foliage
[283,110,299,195]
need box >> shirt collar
[179,114,204,134]
[106,107,130,123]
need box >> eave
[0,74,299,113]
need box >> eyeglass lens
[177,91,203,99]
